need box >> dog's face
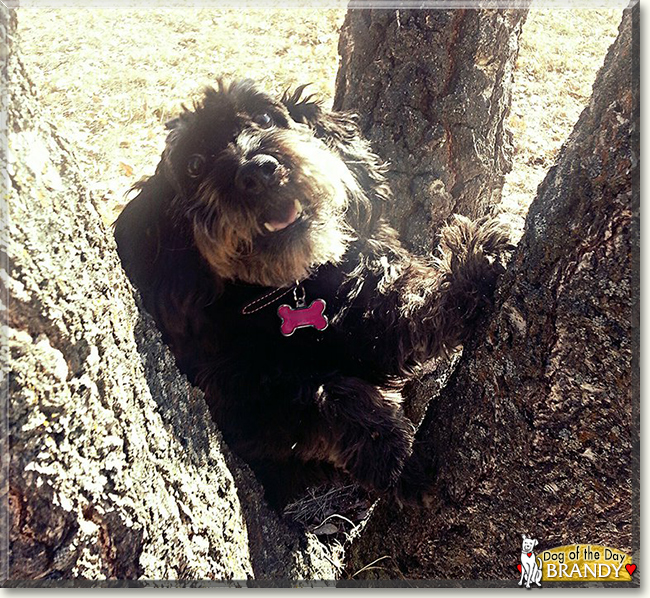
[160,80,362,288]
[521,536,538,553]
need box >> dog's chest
[216,282,336,352]
[212,267,372,370]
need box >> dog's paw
[472,216,514,258]
[439,215,513,263]
[344,420,414,494]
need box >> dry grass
[17,7,622,229]
[284,483,370,532]
[283,483,375,573]
[18,7,622,229]
[501,7,622,234]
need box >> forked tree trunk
[344,6,638,581]
[2,7,335,584]
[334,7,529,253]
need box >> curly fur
[114,79,510,508]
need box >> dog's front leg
[368,216,511,370]
[206,370,415,501]
[524,564,532,588]
[298,377,415,494]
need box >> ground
[499,7,623,235]
[16,4,624,557]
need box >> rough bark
[334,7,528,254]
[344,7,638,581]
[2,7,335,584]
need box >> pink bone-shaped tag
[278,299,328,336]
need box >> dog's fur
[114,80,510,508]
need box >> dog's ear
[282,85,390,236]
[113,172,218,350]
[114,174,174,293]
[522,534,527,540]
[159,112,191,198]
[534,539,538,547]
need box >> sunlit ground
[18,7,622,233]
[501,7,623,234]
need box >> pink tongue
[267,203,299,231]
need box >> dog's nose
[235,155,280,194]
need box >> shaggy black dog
[114,80,509,509]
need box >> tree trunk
[333,7,528,254]
[344,6,638,581]
[2,6,335,584]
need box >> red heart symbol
[517,564,522,573]
[625,564,636,576]
[527,552,532,557]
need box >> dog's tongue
[264,200,302,233]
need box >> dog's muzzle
[235,154,281,194]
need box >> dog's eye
[187,154,206,178]
[253,113,273,129]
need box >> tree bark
[2,7,336,584]
[334,7,528,254]
[344,6,638,581]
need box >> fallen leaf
[119,162,134,177]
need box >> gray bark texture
[344,7,638,581]
[2,7,336,584]
[334,7,528,254]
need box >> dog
[519,535,543,588]
[114,79,510,509]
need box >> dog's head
[521,534,538,553]
[152,79,388,288]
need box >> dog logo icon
[518,534,542,588]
